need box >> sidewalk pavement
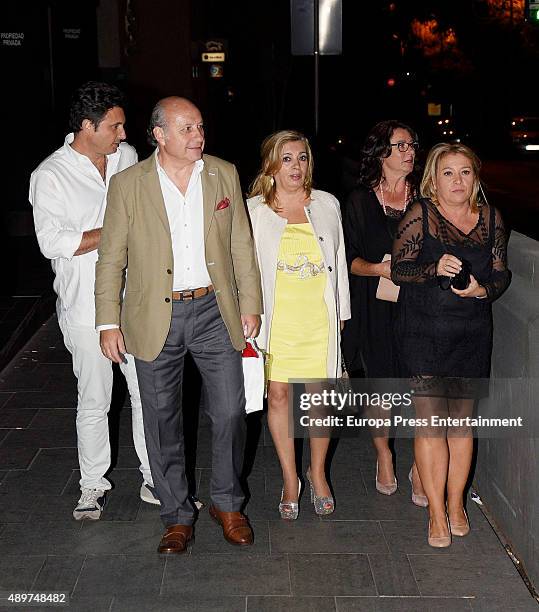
[0,316,536,612]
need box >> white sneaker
[140,483,160,506]
[73,488,106,520]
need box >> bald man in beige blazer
[95,97,262,554]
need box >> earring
[270,176,275,186]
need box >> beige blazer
[95,153,262,361]
[247,190,351,378]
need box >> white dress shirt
[29,133,138,327]
[155,152,211,290]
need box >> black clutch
[437,257,472,291]
[451,258,472,290]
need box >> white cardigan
[247,190,351,379]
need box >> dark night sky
[190,0,538,177]
[2,1,538,205]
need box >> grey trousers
[135,293,246,527]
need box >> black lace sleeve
[391,200,437,285]
[483,206,511,302]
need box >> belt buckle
[181,289,195,301]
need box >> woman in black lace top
[342,120,427,504]
[391,143,511,547]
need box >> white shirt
[29,133,138,327]
[155,152,211,290]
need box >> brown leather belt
[172,285,214,301]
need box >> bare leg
[304,382,331,497]
[267,380,299,502]
[308,436,331,498]
[446,398,474,528]
[364,400,394,486]
[410,461,427,497]
[414,395,450,539]
[373,432,395,486]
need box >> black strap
[419,198,430,237]
[488,202,496,248]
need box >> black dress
[391,199,511,380]
[342,186,407,377]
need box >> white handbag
[242,338,265,414]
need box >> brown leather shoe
[209,505,253,546]
[157,524,193,554]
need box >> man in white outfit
[29,81,158,519]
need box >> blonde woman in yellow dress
[247,130,351,519]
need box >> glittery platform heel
[306,468,334,515]
[279,478,302,520]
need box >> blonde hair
[248,130,313,210]
[420,142,482,213]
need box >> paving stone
[335,597,473,611]
[59,595,113,611]
[134,500,162,522]
[0,491,35,523]
[0,408,37,428]
[76,521,165,555]
[0,363,72,393]
[321,490,426,522]
[99,493,141,522]
[0,446,39,470]
[114,445,142,469]
[367,553,419,596]
[270,520,388,554]
[0,393,14,409]
[27,409,74,429]
[26,494,85,523]
[0,555,45,591]
[247,596,337,611]
[469,593,539,611]
[0,428,76,449]
[111,594,246,612]
[409,552,529,597]
[162,554,290,596]
[0,467,72,496]
[74,554,165,597]
[32,555,85,592]
[3,390,78,410]
[0,522,86,556]
[290,554,376,596]
[29,448,79,471]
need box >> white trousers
[59,318,153,491]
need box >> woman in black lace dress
[391,143,511,547]
[342,120,427,504]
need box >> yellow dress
[267,223,329,382]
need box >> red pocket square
[216,197,230,210]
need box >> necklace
[379,181,409,216]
